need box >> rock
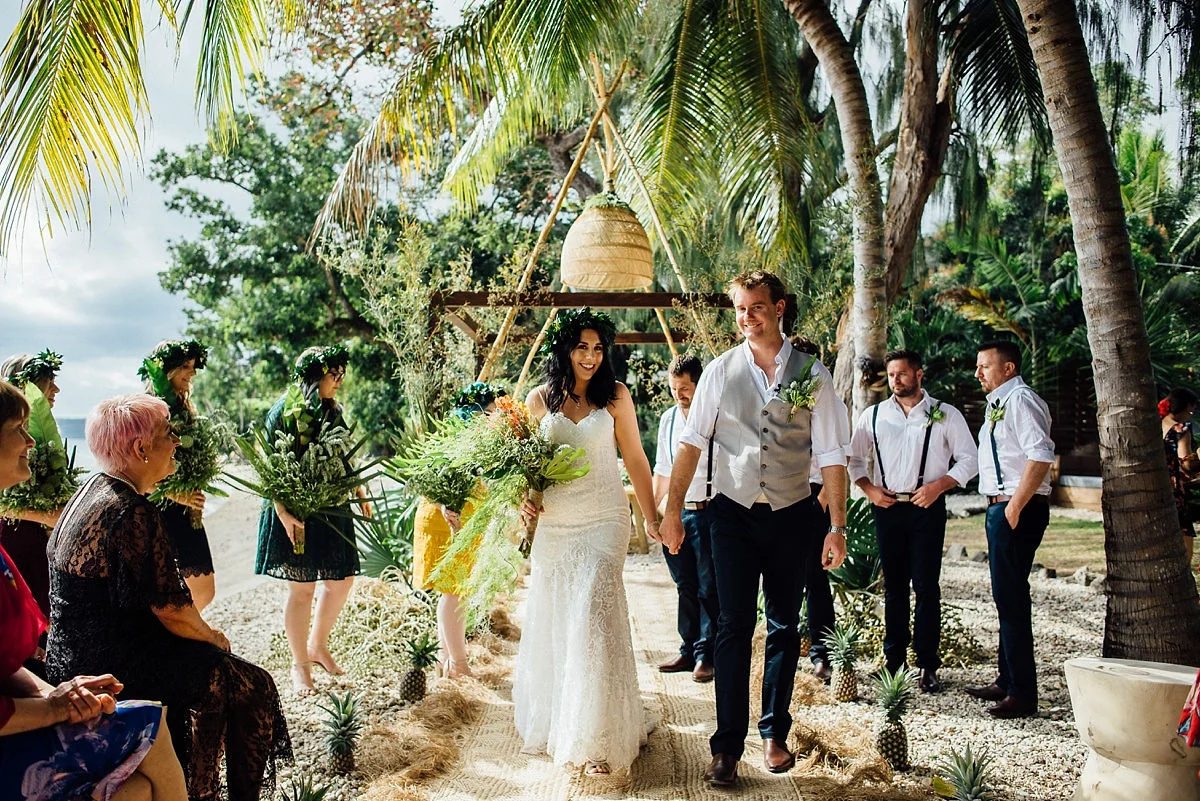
[1033,564,1057,579]
[1090,574,1107,594]
[970,550,989,563]
[1030,562,1044,574]
[946,543,969,560]
[1071,566,1094,586]
[1043,567,1057,579]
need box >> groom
[660,270,848,787]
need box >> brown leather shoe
[704,753,739,787]
[692,660,715,683]
[964,682,1006,701]
[813,660,832,684]
[762,738,795,774]
[658,653,695,673]
[987,696,1037,719]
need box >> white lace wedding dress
[513,407,647,771]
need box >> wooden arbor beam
[432,290,733,310]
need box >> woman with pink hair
[0,381,189,801]
[45,394,291,801]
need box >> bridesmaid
[411,382,504,679]
[254,346,370,695]
[0,349,67,621]
[140,339,216,610]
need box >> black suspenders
[872,401,937,491]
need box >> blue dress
[0,700,163,801]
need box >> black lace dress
[1166,422,1196,537]
[44,474,291,801]
[254,397,360,582]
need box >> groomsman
[791,335,842,684]
[848,349,977,693]
[965,340,1054,720]
[653,354,719,683]
[660,270,848,788]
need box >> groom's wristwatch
[827,525,847,538]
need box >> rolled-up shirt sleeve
[1012,391,1055,464]
[680,358,724,451]
[653,408,674,477]
[847,408,874,484]
[810,360,849,469]
[944,405,980,486]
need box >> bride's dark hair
[541,309,619,413]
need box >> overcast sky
[0,3,465,418]
[0,2,1184,418]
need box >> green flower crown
[540,308,618,359]
[13,349,63,386]
[452,382,508,419]
[137,340,207,380]
[293,344,350,383]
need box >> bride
[517,308,660,776]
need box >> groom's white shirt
[680,338,847,492]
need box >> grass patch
[943,515,1105,573]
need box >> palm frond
[714,0,817,264]
[492,0,635,93]
[936,286,1028,343]
[0,0,150,255]
[181,0,270,145]
[312,1,509,241]
[624,0,724,231]
[947,0,1049,145]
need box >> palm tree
[0,0,280,256]
[1015,0,1200,663]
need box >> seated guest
[0,379,188,801]
[46,394,291,801]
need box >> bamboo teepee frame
[476,57,715,392]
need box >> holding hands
[45,674,122,724]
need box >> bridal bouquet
[0,441,85,517]
[150,413,231,527]
[227,386,379,553]
[449,396,590,557]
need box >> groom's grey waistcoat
[711,346,814,510]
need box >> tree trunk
[783,0,887,419]
[882,0,954,301]
[1016,0,1200,663]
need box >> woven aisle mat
[423,553,825,801]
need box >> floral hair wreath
[293,344,350,383]
[452,382,508,420]
[540,308,618,359]
[13,349,63,386]
[137,340,207,381]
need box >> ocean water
[57,418,96,472]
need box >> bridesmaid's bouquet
[0,383,85,520]
[0,441,85,517]
[388,417,479,514]
[450,396,590,556]
[149,413,232,527]
[227,386,381,550]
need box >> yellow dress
[412,490,481,593]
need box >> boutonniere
[780,359,820,422]
[987,403,1006,423]
[925,401,946,428]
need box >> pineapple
[937,744,995,800]
[828,622,862,702]
[401,632,439,702]
[282,776,329,801]
[873,666,917,771]
[798,599,811,657]
[318,691,364,774]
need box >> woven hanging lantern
[560,195,654,290]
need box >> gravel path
[202,489,1103,799]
